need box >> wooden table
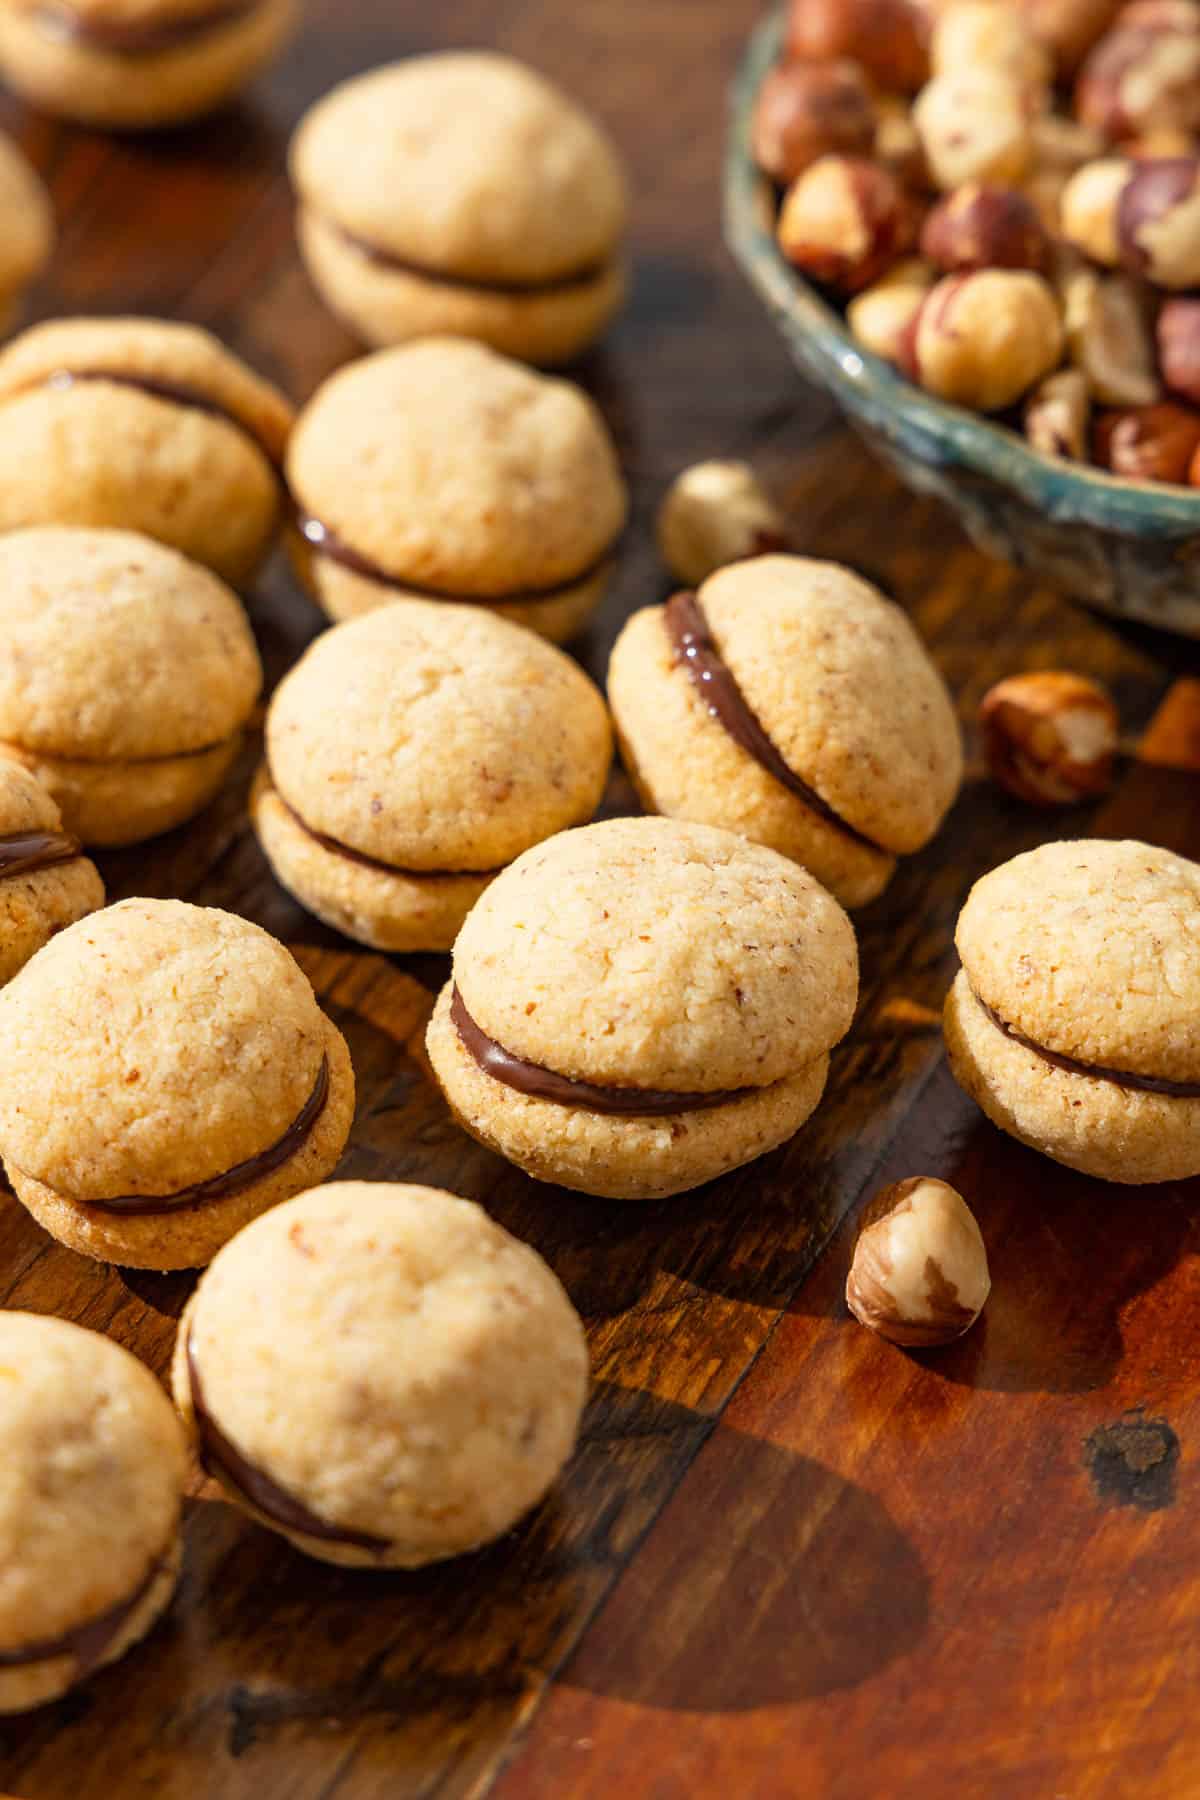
[2,2,1199,1794]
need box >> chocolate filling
[977,993,1200,1099]
[32,0,259,54]
[0,829,81,880]
[33,369,280,471]
[663,592,884,855]
[330,220,608,297]
[295,511,616,607]
[450,985,754,1114]
[0,1549,167,1676]
[274,786,497,881]
[85,1054,330,1216]
[187,1334,391,1553]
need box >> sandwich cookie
[252,599,612,952]
[285,337,627,641]
[0,132,52,338]
[172,1181,589,1567]
[0,1313,186,1714]
[945,839,1200,1183]
[0,0,294,129]
[0,754,103,985]
[0,528,261,846]
[0,898,355,1268]
[0,318,293,585]
[426,816,859,1199]
[608,555,964,909]
[289,52,627,365]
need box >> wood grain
[0,1,1193,1795]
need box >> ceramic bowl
[724,5,1200,639]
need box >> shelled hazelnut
[1076,0,1200,141]
[777,154,917,293]
[980,670,1118,804]
[1061,268,1159,405]
[921,183,1049,272]
[1059,157,1130,263]
[752,60,877,186]
[656,461,790,587]
[1013,0,1122,74]
[905,269,1064,411]
[930,1,1052,96]
[1117,156,1200,287]
[785,0,929,93]
[1158,296,1200,402]
[1024,367,1091,458]
[913,69,1037,192]
[846,1177,990,1348]
[847,257,936,360]
[1093,400,1200,480]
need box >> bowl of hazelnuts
[726,0,1200,636]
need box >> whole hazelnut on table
[1158,296,1200,402]
[930,1,1052,95]
[1013,0,1122,74]
[777,154,917,294]
[846,1177,990,1349]
[1061,268,1159,406]
[785,0,929,93]
[846,256,936,362]
[905,269,1064,411]
[1117,156,1200,288]
[1093,400,1200,481]
[913,69,1037,192]
[1076,0,1200,140]
[752,60,878,187]
[921,183,1049,273]
[1059,157,1130,265]
[1024,367,1091,458]
[656,461,789,587]
[980,670,1118,806]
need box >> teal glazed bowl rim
[723,6,1200,544]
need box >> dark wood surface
[0,2,1198,1795]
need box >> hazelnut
[980,669,1118,805]
[1029,113,1108,174]
[1076,0,1200,141]
[1024,366,1091,458]
[846,256,936,361]
[1158,295,1200,402]
[913,68,1037,192]
[920,183,1049,273]
[1059,157,1130,265]
[846,1177,990,1349]
[1093,399,1200,481]
[656,461,789,587]
[752,60,878,187]
[906,269,1064,411]
[1012,0,1122,74]
[1117,155,1200,288]
[777,154,917,294]
[1061,267,1159,405]
[930,1,1052,95]
[785,0,929,93]
[875,96,931,190]
[1023,167,1069,234]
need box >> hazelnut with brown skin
[905,269,1064,411]
[777,154,917,294]
[1013,0,1122,74]
[752,60,878,187]
[1117,155,1200,288]
[930,1,1052,95]
[785,0,929,94]
[1076,0,1200,141]
[1093,400,1200,481]
[920,183,1049,273]
[1061,268,1159,405]
[846,1177,990,1349]
[980,670,1119,805]
[1024,367,1091,459]
[1158,296,1200,402]
[656,461,790,588]
[913,68,1037,192]
[1059,157,1130,265]
[846,257,936,361]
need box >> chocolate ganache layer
[295,511,616,606]
[0,829,81,880]
[978,993,1200,1098]
[331,221,610,297]
[0,1549,168,1676]
[85,1054,330,1216]
[28,369,281,469]
[451,985,755,1114]
[274,785,498,880]
[33,0,260,55]
[187,1334,391,1553]
[663,591,885,855]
